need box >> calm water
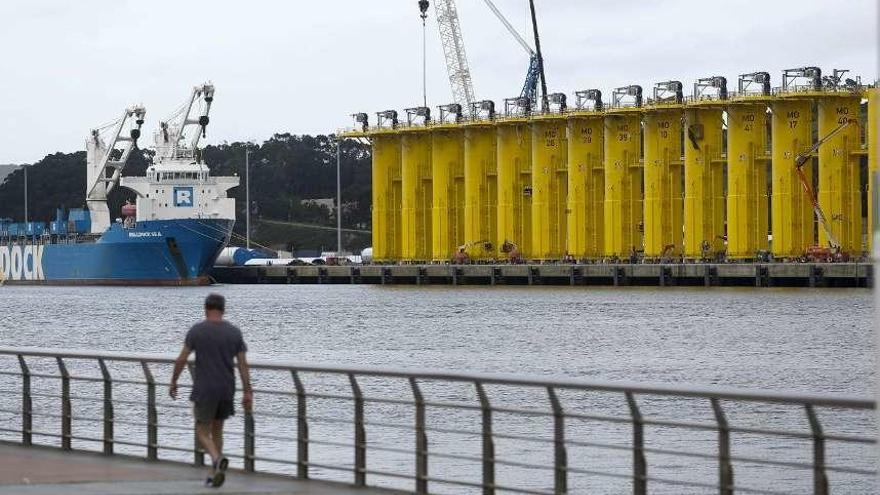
[0,285,875,493]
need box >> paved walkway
[0,444,399,495]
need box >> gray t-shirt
[185,320,247,402]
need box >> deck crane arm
[155,83,215,160]
[85,105,146,234]
[794,119,858,252]
[87,106,146,200]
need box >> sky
[0,0,876,164]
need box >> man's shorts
[192,399,235,423]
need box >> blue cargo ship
[0,84,239,285]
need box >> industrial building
[342,68,877,264]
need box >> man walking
[170,293,252,488]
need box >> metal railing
[0,346,875,494]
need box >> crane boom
[433,0,476,112]
[480,0,546,110]
[794,119,858,252]
[85,106,146,234]
[154,83,215,162]
[430,0,547,113]
[481,0,535,56]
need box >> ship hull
[1,218,233,286]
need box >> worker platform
[0,443,397,495]
[211,261,873,287]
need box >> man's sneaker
[211,456,229,488]
[211,471,225,488]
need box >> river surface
[0,285,875,493]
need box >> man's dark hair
[204,293,226,312]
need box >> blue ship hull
[0,218,234,285]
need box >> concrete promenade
[0,444,398,495]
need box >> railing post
[97,359,114,455]
[349,373,366,487]
[17,355,31,446]
[244,399,255,472]
[625,392,646,495]
[291,371,309,479]
[805,405,829,495]
[187,362,204,466]
[475,381,495,495]
[410,377,428,495]
[141,362,158,461]
[56,357,71,451]
[548,387,567,494]
[711,398,733,495]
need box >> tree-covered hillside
[0,134,373,252]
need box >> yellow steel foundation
[771,98,814,258]
[496,119,532,258]
[816,95,862,253]
[566,114,604,258]
[868,88,879,252]
[370,133,402,262]
[531,116,569,260]
[431,127,465,260]
[643,107,683,258]
[400,130,432,261]
[603,110,644,258]
[683,105,725,258]
[463,123,498,260]
[345,79,876,264]
[726,103,770,258]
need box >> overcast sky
[0,0,876,164]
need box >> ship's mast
[85,106,146,234]
[154,83,214,163]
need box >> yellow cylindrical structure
[817,95,862,253]
[603,111,644,258]
[531,118,568,260]
[726,103,770,258]
[431,128,465,260]
[400,130,432,261]
[683,106,725,259]
[497,121,532,258]
[463,124,498,260]
[771,99,814,258]
[566,114,604,259]
[371,133,402,262]
[869,88,880,252]
[643,108,683,258]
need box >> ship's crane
[85,105,146,234]
[426,0,547,115]
[154,83,215,163]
